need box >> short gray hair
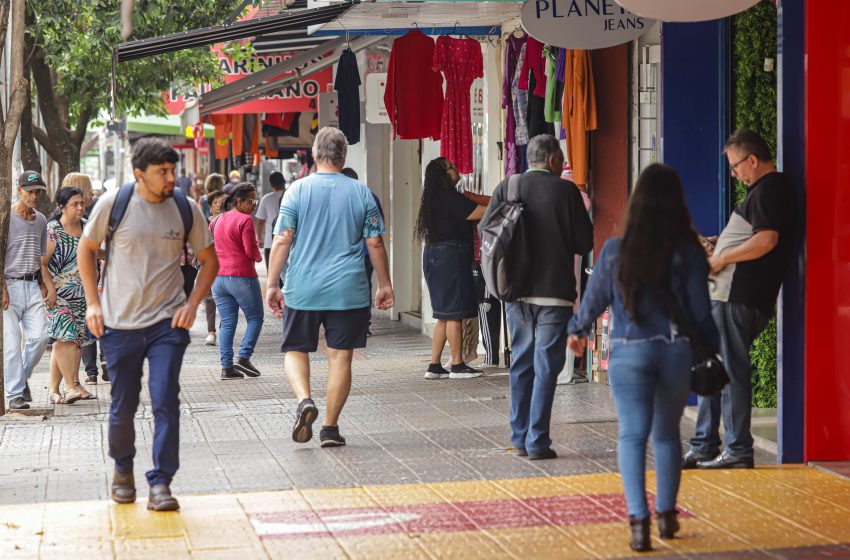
[312,127,348,167]
[526,134,562,166]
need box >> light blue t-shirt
[275,172,385,310]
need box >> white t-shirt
[256,190,284,247]
[84,186,213,330]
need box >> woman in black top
[415,158,487,379]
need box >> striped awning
[252,27,334,53]
[114,2,354,62]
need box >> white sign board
[614,0,760,22]
[365,73,390,124]
[521,0,655,50]
[318,92,339,129]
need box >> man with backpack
[78,138,218,511]
[480,134,593,460]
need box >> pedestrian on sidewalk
[255,171,286,274]
[200,173,225,221]
[567,164,718,551]
[266,127,394,448]
[210,182,264,380]
[203,189,227,346]
[415,157,487,380]
[78,138,218,512]
[685,129,797,470]
[63,173,109,386]
[482,134,593,461]
[43,187,96,404]
[3,171,51,411]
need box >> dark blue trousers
[101,318,189,486]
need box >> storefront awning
[114,2,354,62]
[199,34,386,116]
[252,28,336,53]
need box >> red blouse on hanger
[518,36,547,97]
[433,35,483,175]
[384,30,444,140]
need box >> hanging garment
[544,45,563,123]
[433,35,483,174]
[518,36,547,97]
[208,114,232,160]
[527,71,555,139]
[334,48,361,145]
[503,34,526,176]
[231,114,245,156]
[512,43,530,146]
[562,49,598,187]
[384,30,444,140]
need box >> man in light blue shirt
[266,127,394,448]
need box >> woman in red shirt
[210,182,264,380]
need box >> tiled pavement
[2,303,849,558]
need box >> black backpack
[479,174,530,301]
[103,182,194,292]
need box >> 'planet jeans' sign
[521,0,655,49]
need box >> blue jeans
[212,276,264,368]
[608,338,692,519]
[3,280,49,400]
[690,301,769,459]
[101,319,189,486]
[505,302,571,454]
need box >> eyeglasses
[729,154,752,174]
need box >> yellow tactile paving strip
[1,466,849,559]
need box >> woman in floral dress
[42,186,95,404]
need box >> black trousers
[478,291,502,366]
[82,341,105,374]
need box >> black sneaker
[292,398,318,443]
[528,448,558,460]
[23,383,32,402]
[221,367,244,380]
[449,363,484,379]
[320,426,347,448]
[234,357,261,378]
[101,364,110,383]
[424,363,449,380]
[85,373,98,385]
[8,397,29,410]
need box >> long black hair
[414,157,453,245]
[49,187,83,222]
[618,164,700,323]
[222,182,256,212]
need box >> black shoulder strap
[171,187,193,248]
[507,174,522,202]
[102,182,136,287]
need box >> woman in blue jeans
[567,164,719,552]
[210,183,264,380]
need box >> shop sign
[520,0,655,50]
[365,73,390,124]
[318,92,340,129]
[164,50,334,116]
[613,0,760,22]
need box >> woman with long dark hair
[42,186,96,404]
[415,157,487,379]
[210,182,264,380]
[567,164,719,551]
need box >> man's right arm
[78,235,104,337]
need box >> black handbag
[667,294,729,397]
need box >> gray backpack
[479,174,530,301]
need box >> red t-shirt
[210,211,262,278]
[384,30,444,140]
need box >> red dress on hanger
[433,35,483,174]
[384,30,444,140]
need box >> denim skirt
[423,241,478,321]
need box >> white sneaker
[205,333,216,346]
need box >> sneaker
[8,397,29,410]
[449,363,484,379]
[85,373,98,385]
[528,448,558,460]
[23,383,32,402]
[424,363,449,380]
[234,357,261,378]
[101,364,110,383]
[292,398,318,443]
[221,367,244,381]
[319,426,347,448]
[205,332,216,346]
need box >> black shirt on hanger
[334,48,362,145]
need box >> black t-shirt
[429,187,477,244]
[711,171,797,313]
[334,48,361,145]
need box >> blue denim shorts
[423,241,478,321]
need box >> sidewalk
[2,304,849,558]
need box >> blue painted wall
[661,21,729,236]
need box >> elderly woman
[42,186,96,404]
[415,157,487,380]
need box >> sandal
[74,382,98,400]
[50,392,64,405]
[63,388,82,405]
